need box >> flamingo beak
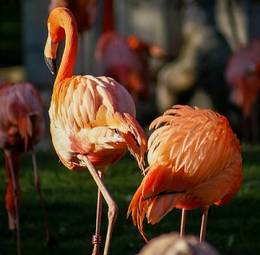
[44,33,58,76]
[44,56,57,76]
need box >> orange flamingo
[44,7,147,255]
[128,105,242,242]
[95,0,165,101]
[0,82,51,254]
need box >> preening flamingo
[128,105,242,242]
[95,0,165,101]
[0,82,51,254]
[44,7,147,255]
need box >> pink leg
[180,208,187,238]
[199,206,209,243]
[6,151,21,255]
[92,171,103,255]
[78,155,117,255]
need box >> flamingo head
[44,7,77,75]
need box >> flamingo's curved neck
[55,15,78,85]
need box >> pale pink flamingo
[0,81,53,254]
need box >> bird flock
[1,1,252,255]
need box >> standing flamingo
[0,82,51,254]
[44,7,147,255]
[128,105,242,242]
[225,39,260,116]
[95,0,165,101]
[225,39,260,142]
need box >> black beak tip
[44,56,57,76]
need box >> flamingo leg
[180,208,187,238]
[32,148,56,247]
[5,150,21,255]
[92,171,103,255]
[199,206,209,243]
[78,155,118,255]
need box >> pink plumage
[225,39,260,116]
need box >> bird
[95,0,165,101]
[0,81,51,254]
[49,0,97,73]
[49,0,97,33]
[44,7,147,255]
[225,39,260,142]
[225,39,260,117]
[128,105,242,243]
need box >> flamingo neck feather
[54,12,78,85]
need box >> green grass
[0,146,260,254]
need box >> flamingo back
[128,105,242,239]
[49,75,147,171]
[0,82,45,151]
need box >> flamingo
[128,105,242,242]
[49,0,97,72]
[0,82,51,254]
[44,7,147,255]
[95,0,165,101]
[225,39,260,116]
[225,39,260,142]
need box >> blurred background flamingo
[95,0,166,104]
[225,39,260,142]
[128,105,242,242]
[0,81,53,254]
[44,7,147,255]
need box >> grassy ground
[0,145,259,255]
